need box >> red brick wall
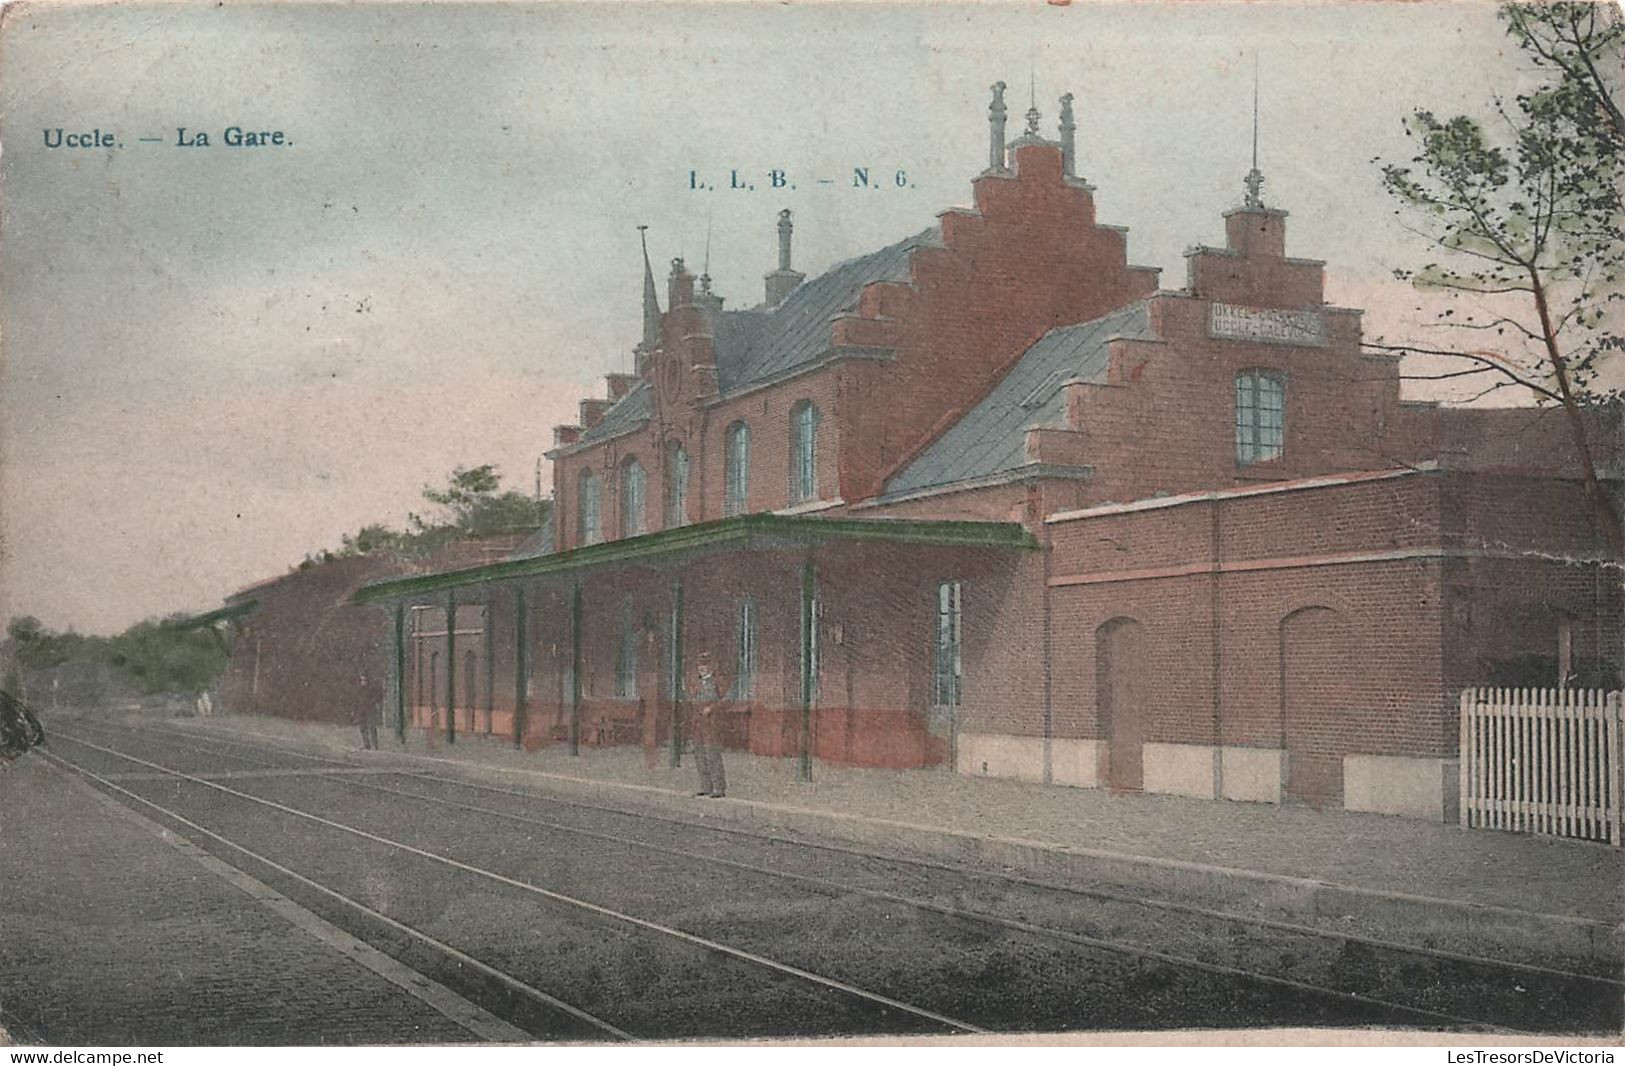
[1045,474,1451,806]
[551,139,1160,549]
[220,555,395,726]
[837,142,1158,500]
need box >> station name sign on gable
[1209,302,1326,346]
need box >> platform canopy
[351,513,1037,605]
[161,598,261,631]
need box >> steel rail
[135,721,1625,991]
[38,745,632,1042]
[46,730,985,1037]
[329,770,1529,1033]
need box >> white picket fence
[1459,687,1624,845]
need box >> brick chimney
[605,372,638,401]
[986,81,1009,172]
[1059,92,1076,178]
[762,209,805,307]
[580,398,612,428]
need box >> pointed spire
[1242,53,1266,210]
[699,208,714,294]
[639,225,661,351]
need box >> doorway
[1096,618,1149,791]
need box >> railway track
[48,720,1624,1035]
[45,728,982,1041]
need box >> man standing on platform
[690,651,727,798]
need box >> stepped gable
[714,228,938,392]
[883,301,1152,498]
[573,227,938,449]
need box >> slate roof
[508,507,555,560]
[882,301,1153,498]
[574,226,938,447]
[577,380,651,445]
[714,227,937,392]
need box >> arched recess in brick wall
[1279,605,1354,809]
[1095,616,1149,792]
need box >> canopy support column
[569,582,582,757]
[513,587,529,750]
[392,602,407,745]
[445,589,457,745]
[670,579,684,769]
[484,603,496,736]
[797,559,816,784]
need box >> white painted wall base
[1050,738,1106,788]
[1344,755,1460,822]
[1143,743,1218,799]
[956,733,1046,782]
[1220,746,1286,804]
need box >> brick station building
[355,86,1622,821]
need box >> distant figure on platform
[194,691,213,718]
[690,651,728,798]
[360,704,381,750]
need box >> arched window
[577,470,602,546]
[724,421,751,517]
[619,458,646,538]
[1235,370,1286,465]
[665,443,690,528]
[790,400,819,505]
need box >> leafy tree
[1,613,229,702]
[410,464,543,536]
[1373,1,1624,558]
[329,464,547,562]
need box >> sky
[0,0,1576,634]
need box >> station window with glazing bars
[578,470,602,545]
[790,400,819,505]
[933,581,962,707]
[1235,370,1285,466]
[724,421,750,517]
[801,585,821,702]
[615,595,638,700]
[620,458,646,538]
[732,596,757,700]
[665,443,689,528]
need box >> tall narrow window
[615,596,638,700]
[732,596,757,700]
[665,443,690,528]
[1235,371,1286,465]
[933,581,962,707]
[666,597,681,700]
[790,400,820,505]
[578,470,602,546]
[619,458,646,538]
[724,421,750,517]
[801,586,821,703]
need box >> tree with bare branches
[1372,1,1624,558]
